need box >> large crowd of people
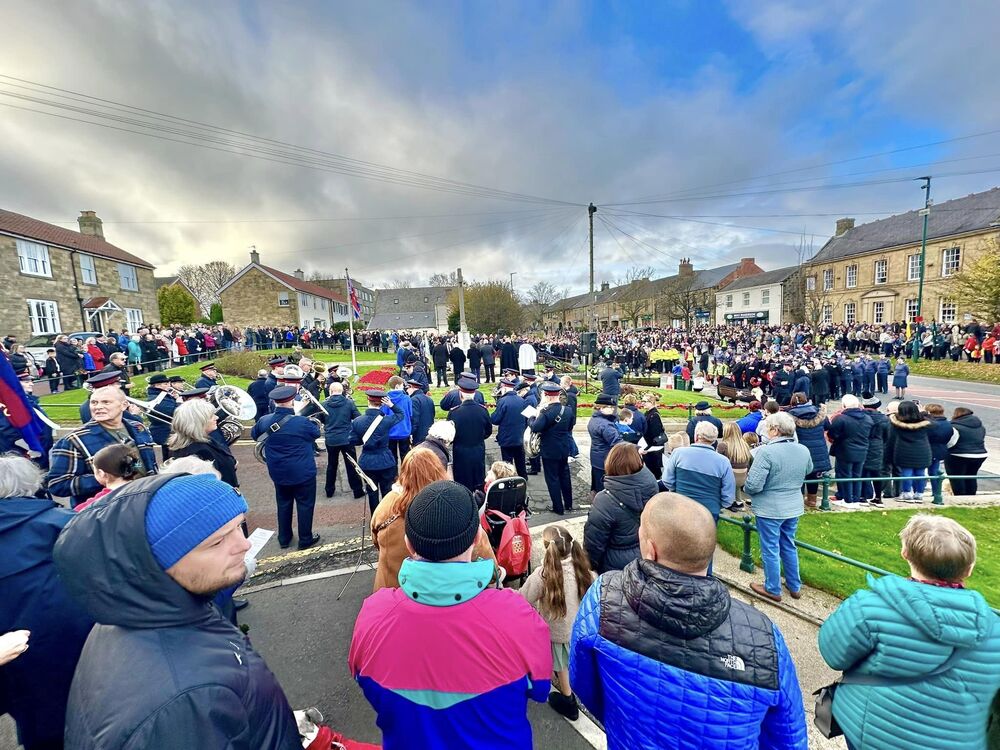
[0,317,998,749]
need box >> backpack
[487,509,531,578]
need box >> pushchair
[479,476,532,585]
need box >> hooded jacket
[789,403,832,472]
[949,413,987,457]
[52,475,301,750]
[828,408,874,464]
[863,409,890,470]
[386,389,413,440]
[887,415,932,469]
[819,575,1000,750]
[588,412,623,471]
[925,414,953,463]
[571,560,807,750]
[322,393,361,446]
[0,498,94,749]
[584,467,660,573]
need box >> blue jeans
[756,516,800,597]
[835,459,864,503]
[928,459,943,496]
[899,466,927,495]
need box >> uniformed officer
[771,361,794,406]
[247,369,270,421]
[448,376,493,492]
[402,355,430,394]
[144,373,177,461]
[490,376,528,479]
[264,356,286,398]
[250,385,322,550]
[406,378,435,446]
[529,381,575,515]
[194,362,219,389]
[439,373,486,411]
[47,385,158,508]
[79,371,143,424]
[351,389,404,514]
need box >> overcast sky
[2,1,1000,294]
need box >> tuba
[208,384,256,444]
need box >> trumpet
[125,392,174,424]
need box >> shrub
[215,351,278,380]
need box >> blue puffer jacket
[588,412,622,471]
[571,560,807,749]
[789,403,831,472]
[819,574,1000,750]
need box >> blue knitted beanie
[144,474,248,570]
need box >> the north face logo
[721,654,746,671]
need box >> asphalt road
[240,568,597,749]
[905,375,1000,435]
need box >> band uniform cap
[179,387,210,399]
[502,368,519,376]
[500,377,517,388]
[15,367,32,381]
[148,374,168,385]
[521,373,537,382]
[86,371,123,389]
[595,393,615,406]
[270,385,297,403]
[199,362,217,371]
[365,389,387,401]
[405,379,423,388]
[169,375,186,383]
[539,382,561,394]
[457,377,479,393]
[268,357,287,366]
[695,400,711,410]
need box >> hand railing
[803,472,987,509]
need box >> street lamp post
[912,177,932,361]
[509,271,517,293]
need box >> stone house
[0,208,159,342]
[801,187,1000,326]
[217,248,350,330]
[543,257,763,333]
[715,266,802,326]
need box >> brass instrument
[207,384,256,445]
[125,392,174,424]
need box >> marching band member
[447,376,492,492]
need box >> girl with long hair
[521,525,594,720]
[717,421,753,507]
[75,444,140,512]
[371,448,495,590]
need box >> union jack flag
[347,273,362,320]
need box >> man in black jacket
[529,382,576,514]
[431,338,450,386]
[53,474,302,750]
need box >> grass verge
[908,359,1000,385]
[718,505,1000,606]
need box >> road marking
[565,705,606,748]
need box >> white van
[24,331,103,374]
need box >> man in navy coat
[448,377,493,493]
[350,389,404,514]
[530,382,576,514]
[491,377,528,478]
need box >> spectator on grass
[818,514,1000,750]
[945,407,988,496]
[888,400,933,503]
[584,443,659,574]
[743,412,812,603]
[571,492,807,750]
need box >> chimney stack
[294,268,305,281]
[78,210,104,239]
[600,281,610,292]
[249,246,260,264]
[835,217,855,237]
[678,257,694,276]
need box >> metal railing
[803,472,986,509]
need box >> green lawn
[718,506,1000,607]
[909,359,1000,385]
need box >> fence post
[820,475,831,512]
[687,404,694,421]
[739,514,755,573]
[932,469,945,506]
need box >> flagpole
[346,267,358,375]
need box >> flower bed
[356,366,397,390]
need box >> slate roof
[262,264,347,302]
[372,286,454,314]
[367,311,438,329]
[810,187,1000,264]
[718,265,798,292]
[0,208,154,268]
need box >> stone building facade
[801,187,1000,326]
[312,277,376,322]
[715,266,801,325]
[218,249,349,330]
[0,209,158,342]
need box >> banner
[0,351,45,453]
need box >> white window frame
[26,298,60,335]
[844,301,857,325]
[907,253,921,282]
[942,247,961,277]
[278,292,290,307]
[79,254,98,285]
[725,294,733,309]
[822,304,833,324]
[905,298,918,323]
[125,307,144,330]
[939,299,957,324]
[118,263,139,291]
[872,301,885,324]
[17,239,52,277]
[742,291,750,306]
[761,289,770,305]
[805,276,816,291]
[846,264,857,289]
[823,269,834,292]
[874,259,888,285]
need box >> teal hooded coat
[818,574,1000,749]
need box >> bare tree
[655,274,699,329]
[524,280,559,329]
[428,271,459,287]
[614,266,655,328]
[384,279,413,289]
[176,261,236,316]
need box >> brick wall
[220,268,298,329]
[0,235,159,340]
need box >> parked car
[24,332,102,374]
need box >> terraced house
[0,208,159,341]
[802,187,1000,326]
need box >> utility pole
[588,202,597,333]
[912,177,932,360]
[509,271,517,293]
[457,266,470,350]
